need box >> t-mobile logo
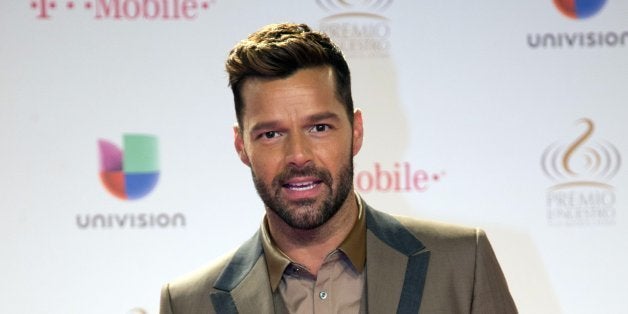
[31,0,55,19]
[30,0,217,20]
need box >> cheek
[317,140,351,166]
[249,152,281,178]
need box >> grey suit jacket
[160,203,517,313]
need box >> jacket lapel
[208,205,430,313]
[210,231,275,314]
[366,206,431,314]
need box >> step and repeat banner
[1,1,626,313]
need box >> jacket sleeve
[471,229,518,314]
[159,283,175,314]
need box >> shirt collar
[260,192,367,292]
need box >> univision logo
[527,0,627,49]
[98,134,159,200]
[553,0,606,19]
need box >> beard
[251,158,354,230]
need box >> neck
[266,191,358,276]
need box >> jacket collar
[209,202,431,314]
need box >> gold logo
[542,118,621,226]
[541,118,621,190]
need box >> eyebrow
[249,111,341,134]
[249,120,281,135]
[306,111,341,124]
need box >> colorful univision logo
[553,0,607,19]
[98,134,159,200]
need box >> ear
[352,109,364,156]
[233,124,251,166]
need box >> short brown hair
[226,23,353,127]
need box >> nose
[284,132,313,168]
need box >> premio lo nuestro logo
[553,0,606,19]
[98,134,159,200]
[317,0,393,57]
[541,118,621,225]
[316,0,392,12]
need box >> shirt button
[319,291,328,300]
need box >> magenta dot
[31,1,37,8]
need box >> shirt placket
[313,251,341,314]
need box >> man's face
[234,66,363,230]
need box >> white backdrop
[1,1,627,313]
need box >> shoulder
[394,214,496,274]
[162,252,234,304]
[366,206,485,255]
[161,228,265,313]
[365,205,517,312]
[161,230,265,313]
[394,214,483,248]
[160,251,235,313]
[170,251,234,294]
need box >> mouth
[283,180,322,191]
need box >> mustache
[273,164,333,187]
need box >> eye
[310,124,330,133]
[262,131,279,139]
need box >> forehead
[239,66,345,125]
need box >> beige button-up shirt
[260,195,367,313]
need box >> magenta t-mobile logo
[30,0,217,20]
[31,0,55,19]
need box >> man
[160,23,517,313]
